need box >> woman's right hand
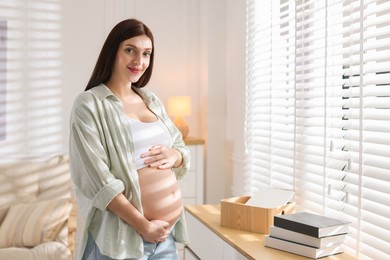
[107,194,171,243]
[141,219,170,243]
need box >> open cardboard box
[220,189,295,234]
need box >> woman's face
[112,34,152,85]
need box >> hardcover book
[269,226,347,248]
[273,212,350,238]
[265,235,344,259]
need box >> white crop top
[128,117,172,170]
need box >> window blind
[0,1,63,157]
[245,0,390,259]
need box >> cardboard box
[220,195,295,234]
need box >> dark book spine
[273,217,319,237]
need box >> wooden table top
[185,204,358,260]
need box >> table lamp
[167,96,191,139]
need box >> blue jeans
[82,232,179,260]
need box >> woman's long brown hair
[85,19,155,91]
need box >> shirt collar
[89,83,155,105]
[89,83,116,101]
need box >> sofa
[0,155,76,260]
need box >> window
[245,0,390,259]
[0,1,63,158]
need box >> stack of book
[265,212,350,259]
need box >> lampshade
[167,96,191,138]
[167,96,191,117]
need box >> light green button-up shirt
[69,84,190,260]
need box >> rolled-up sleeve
[69,93,125,211]
[171,131,190,180]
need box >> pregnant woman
[69,19,190,260]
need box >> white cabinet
[178,137,204,259]
[179,138,204,205]
[184,247,199,260]
[185,209,247,260]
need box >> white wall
[199,0,228,203]
[0,0,247,203]
[225,0,247,197]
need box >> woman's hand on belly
[138,167,183,229]
[106,193,170,244]
[141,145,183,169]
[141,219,171,243]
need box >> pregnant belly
[138,167,183,228]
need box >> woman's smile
[128,66,142,74]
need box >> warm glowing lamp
[167,96,191,139]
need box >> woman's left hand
[141,145,182,169]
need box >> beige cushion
[0,241,72,260]
[37,155,71,198]
[0,155,71,208]
[0,162,40,207]
[0,198,73,248]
